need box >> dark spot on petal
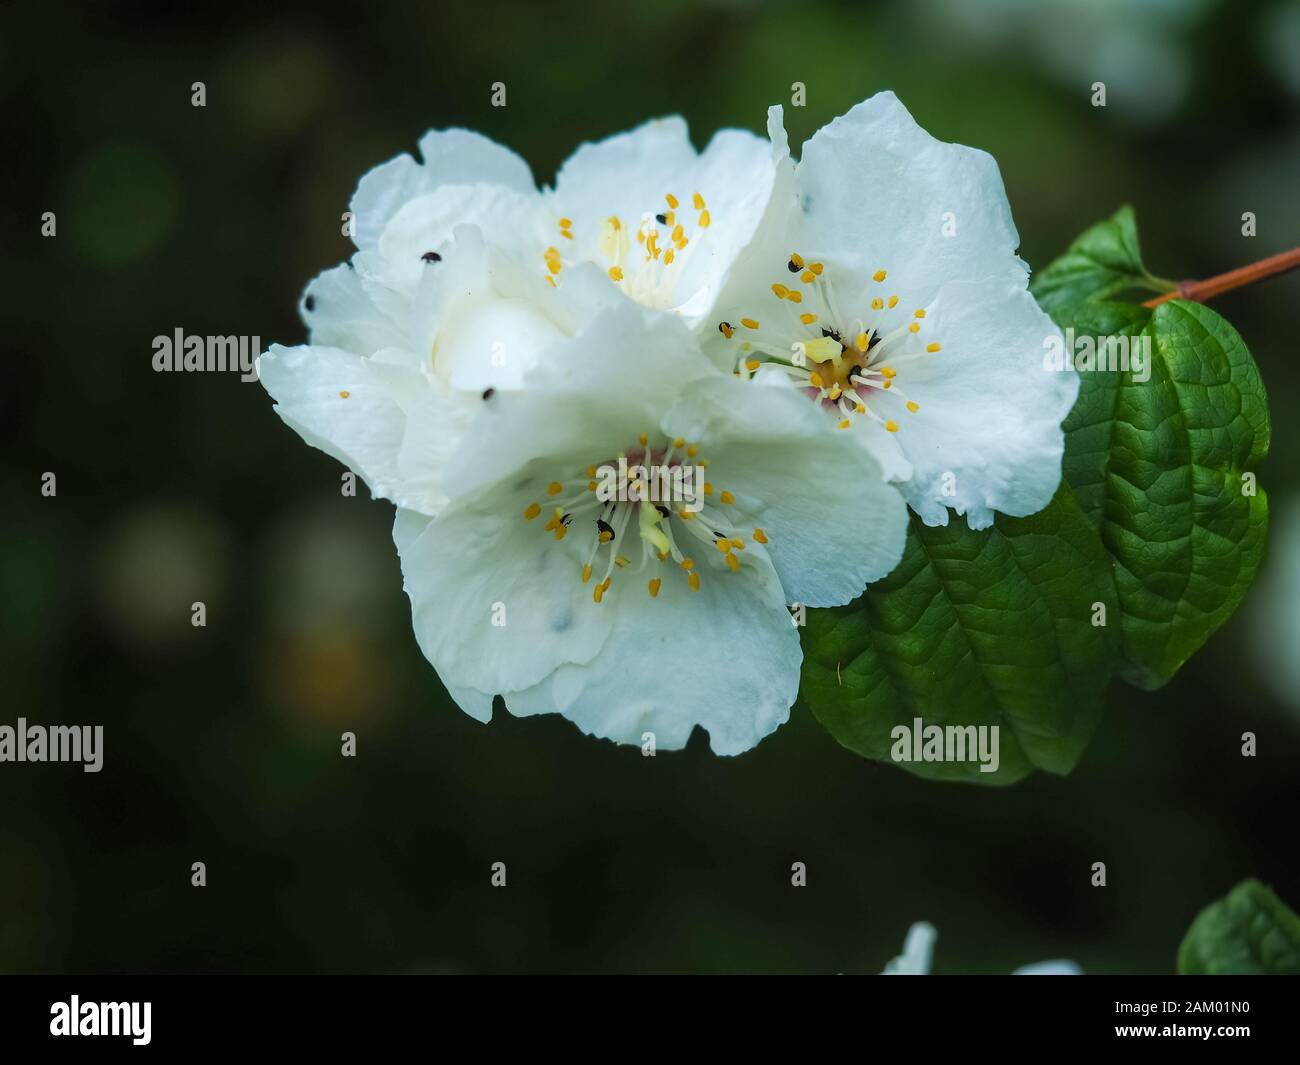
[304,295,316,312]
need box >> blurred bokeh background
[2,0,1298,974]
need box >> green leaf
[1058,299,1270,689]
[801,486,1119,786]
[1178,880,1300,975]
[1030,204,1172,315]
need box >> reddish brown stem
[1143,246,1300,308]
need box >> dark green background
[3,0,1298,973]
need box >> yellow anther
[753,528,768,544]
[680,557,695,570]
[883,379,893,389]
[741,318,760,329]
[746,359,760,372]
[648,578,661,598]
[809,262,824,276]
[799,313,817,325]
[800,270,816,283]
[582,563,592,583]
[608,266,624,281]
[692,192,705,209]
[698,210,711,228]
[555,524,569,541]
[809,372,825,388]
[593,579,608,603]
[907,401,920,412]
[679,509,697,520]
[607,215,622,230]
[786,290,803,303]
[671,224,684,243]
[715,539,731,553]
[587,480,598,491]
[790,252,805,268]
[857,331,870,351]
[888,295,899,308]
[855,402,866,414]
[587,465,598,477]
[908,322,920,333]
[880,367,897,379]
[703,482,714,495]
[688,571,701,592]
[615,555,630,568]
[559,218,572,229]
[547,482,563,496]
[718,321,734,339]
[927,342,942,352]
[915,309,926,318]
[663,210,675,226]
[885,420,899,432]
[339,390,350,398]
[729,538,745,550]
[663,248,675,265]
[687,445,699,457]
[873,269,887,282]
[639,432,648,446]
[725,552,740,572]
[720,490,735,505]
[545,275,556,287]
[666,193,679,208]
[524,503,542,520]
[673,437,685,449]
[871,297,884,310]
[837,419,851,429]
[771,283,790,299]
[829,385,842,401]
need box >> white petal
[259,343,472,514]
[797,91,1027,305]
[1012,960,1083,975]
[663,375,909,607]
[503,538,800,755]
[350,129,534,251]
[439,291,712,503]
[299,264,408,353]
[865,276,1076,529]
[882,922,938,975]
[393,491,616,702]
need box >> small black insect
[655,213,667,225]
[304,295,316,312]
[482,387,495,401]
[596,518,615,538]
[421,251,442,263]
[655,504,671,519]
[787,259,800,273]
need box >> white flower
[882,921,1081,975]
[708,93,1077,530]
[263,116,787,518]
[392,284,907,753]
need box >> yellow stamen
[741,317,760,329]
[720,490,735,505]
[666,193,679,209]
[692,192,705,209]
[856,331,870,351]
[885,420,899,432]
[799,313,817,325]
[524,503,541,520]
[873,269,887,282]
[725,552,740,572]
[927,342,942,352]
[753,528,768,544]
[608,266,624,281]
[698,210,710,228]
[582,563,592,583]
[907,401,920,412]
[339,391,350,398]
[688,571,701,592]
[648,578,661,598]
[547,482,563,496]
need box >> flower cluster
[259,92,1074,755]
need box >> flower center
[717,256,941,432]
[542,192,713,311]
[521,432,767,603]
